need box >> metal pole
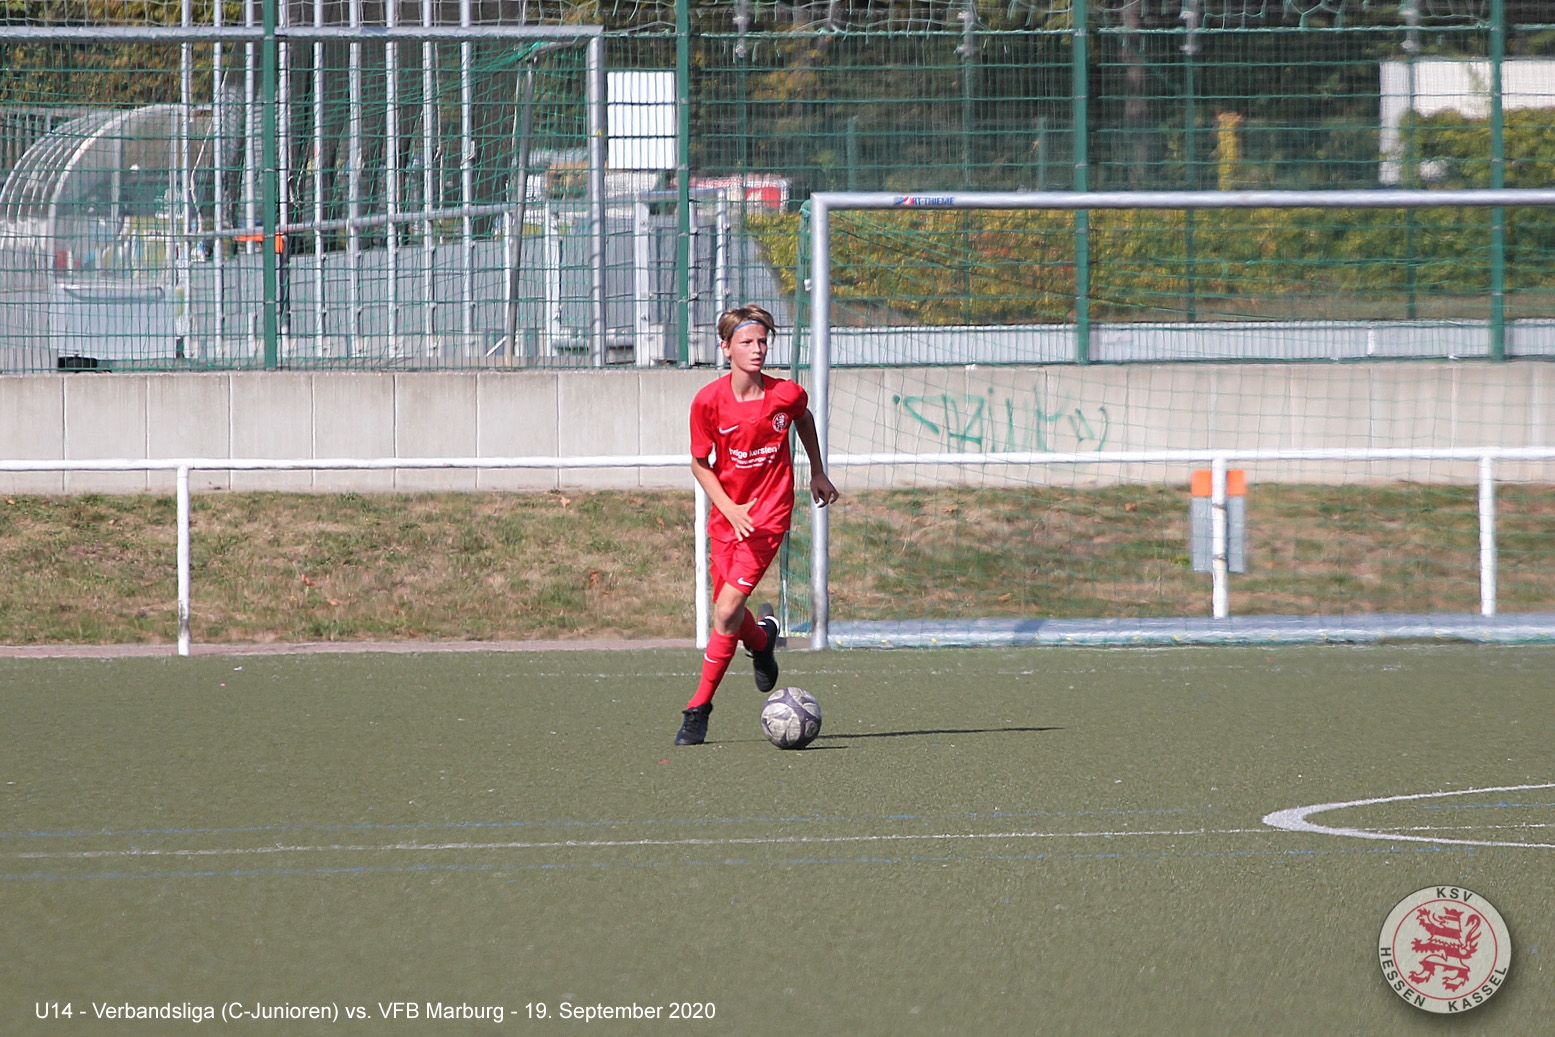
[504,61,537,361]
[1489,0,1506,361]
[177,465,191,656]
[460,0,475,356]
[588,34,608,367]
[178,0,192,361]
[1211,454,1228,618]
[1072,0,1090,364]
[214,1,226,359]
[694,483,710,649]
[347,0,363,355]
[261,0,280,368]
[245,0,258,248]
[809,196,831,649]
[714,188,729,326]
[1404,0,1420,320]
[387,0,401,358]
[1181,0,1199,322]
[674,0,692,365]
[634,199,652,364]
[312,0,326,354]
[1479,455,1497,617]
[421,0,437,354]
[246,0,259,361]
[277,0,292,360]
[958,0,976,186]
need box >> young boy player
[676,305,839,746]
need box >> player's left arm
[794,408,839,507]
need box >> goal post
[802,188,1555,649]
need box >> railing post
[1479,455,1497,617]
[1489,0,1506,361]
[1211,455,1229,619]
[177,465,192,656]
[694,483,710,649]
[1072,0,1091,364]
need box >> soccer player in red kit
[676,304,839,746]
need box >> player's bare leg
[711,582,777,692]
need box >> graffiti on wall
[893,388,1110,454]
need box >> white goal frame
[805,189,1555,650]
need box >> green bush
[749,195,1555,325]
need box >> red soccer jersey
[690,373,809,541]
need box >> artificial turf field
[3,643,1553,1035]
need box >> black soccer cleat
[675,703,712,746]
[750,603,780,694]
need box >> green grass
[1,482,1552,645]
[3,645,1554,1034]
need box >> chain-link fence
[1,1,1551,370]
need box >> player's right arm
[691,454,757,541]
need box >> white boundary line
[1262,782,1555,849]
[12,827,1268,861]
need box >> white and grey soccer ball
[760,687,822,750]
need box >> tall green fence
[1,1,1553,371]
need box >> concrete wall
[1,360,1552,494]
[827,360,1555,487]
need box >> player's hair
[716,304,776,343]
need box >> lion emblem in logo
[772,412,791,433]
[1407,906,1482,993]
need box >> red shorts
[710,532,784,599]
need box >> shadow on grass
[821,725,1062,741]
[703,726,1061,748]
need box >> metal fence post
[1489,0,1506,361]
[589,35,608,367]
[261,0,280,369]
[675,0,693,366]
[1072,0,1091,365]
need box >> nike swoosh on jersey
[717,424,741,435]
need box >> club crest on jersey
[1379,886,1511,1014]
[772,412,791,433]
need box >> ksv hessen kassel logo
[1378,886,1511,1014]
[771,412,791,433]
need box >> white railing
[0,456,710,656]
[817,445,1555,648]
[6,446,1554,654]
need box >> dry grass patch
[3,482,1553,645]
[0,491,697,644]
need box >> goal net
[780,189,1555,647]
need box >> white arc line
[1262,782,1555,849]
[14,827,1266,862]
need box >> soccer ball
[760,687,822,750]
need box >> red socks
[738,608,769,653]
[686,610,769,709]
